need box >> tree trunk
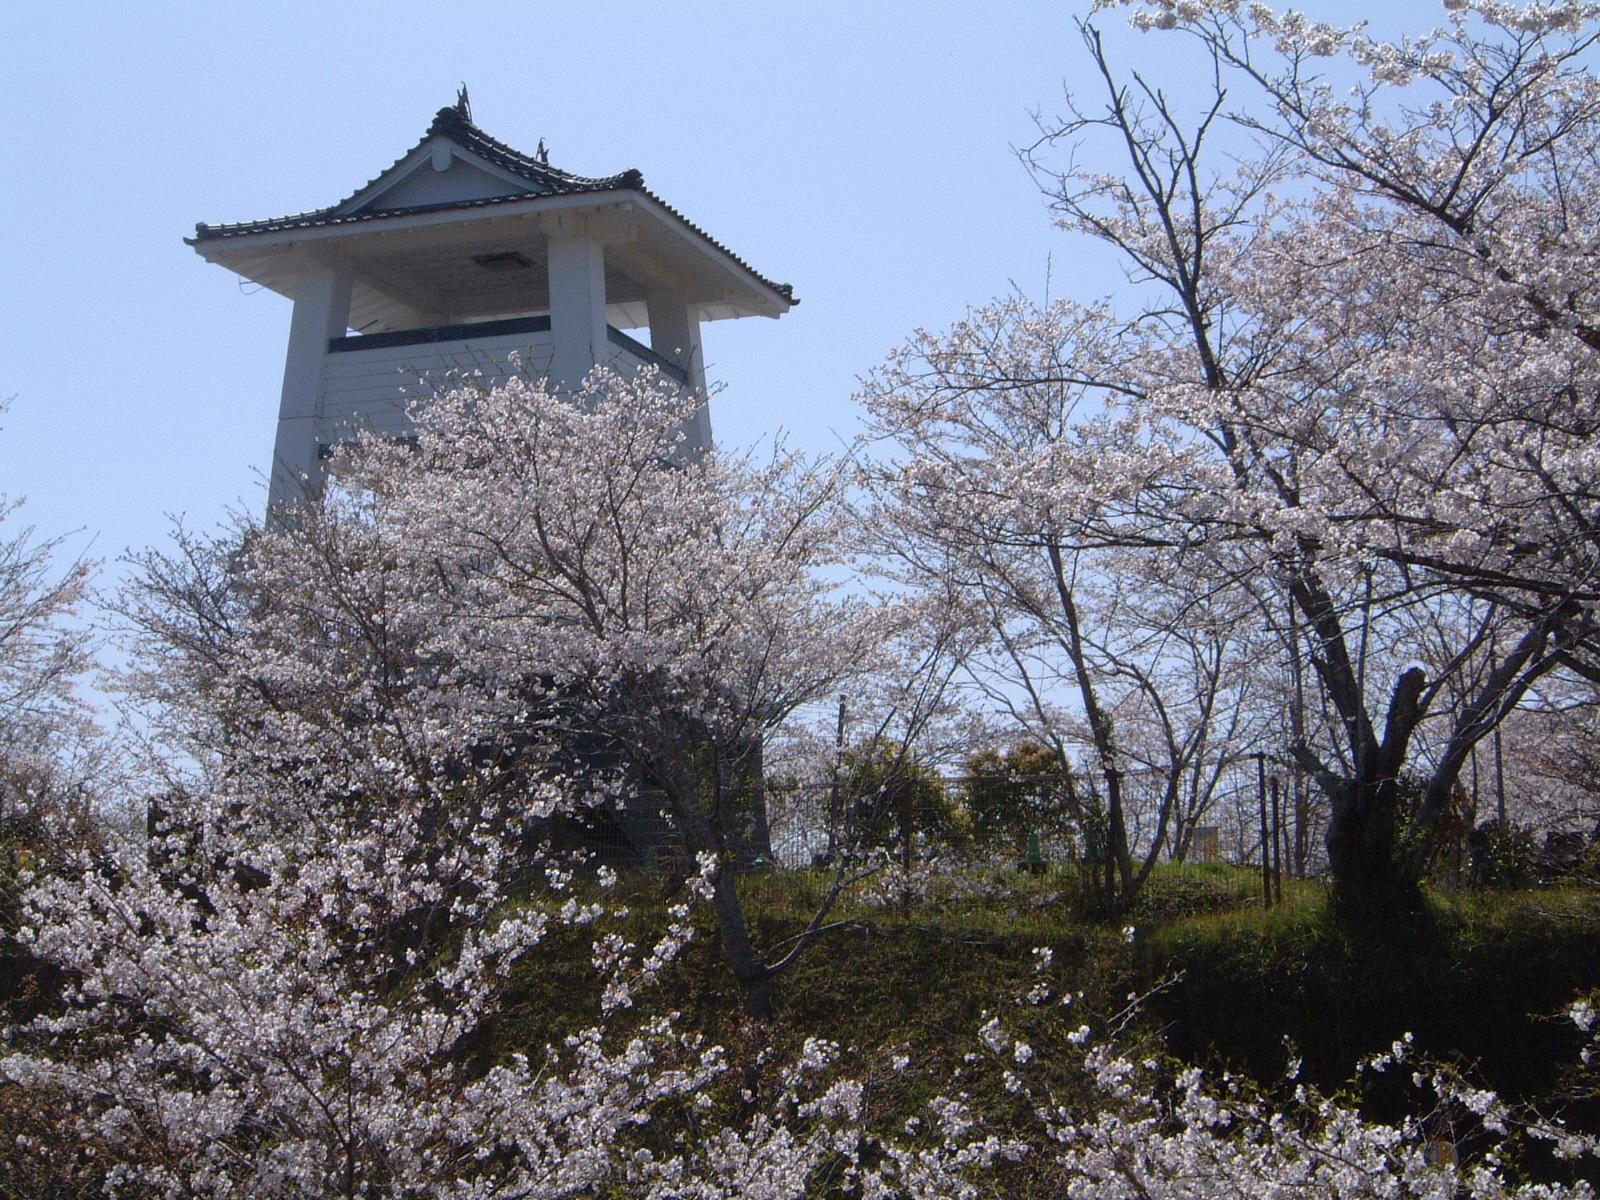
[648,731,775,1022]
[1324,776,1411,915]
[708,862,773,1021]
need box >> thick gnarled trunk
[1324,777,1410,915]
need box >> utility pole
[1256,751,1271,907]
[827,693,846,859]
[1494,725,1507,826]
[1270,774,1284,905]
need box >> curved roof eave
[188,104,797,310]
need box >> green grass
[487,864,1154,1152]
[491,863,1598,1116]
[480,863,1598,1196]
[1141,884,1600,1102]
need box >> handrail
[328,315,551,353]
[328,318,690,384]
[605,327,688,383]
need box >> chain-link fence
[558,754,1328,888]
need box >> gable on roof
[350,151,536,213]
[332,104,638,220]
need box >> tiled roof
[412,103,639,196]
[189,103,796,305]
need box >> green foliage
[841,739,968,850]
[1577,839,1600,886]
[962,741,1079,852]
[1468,821,1545,889]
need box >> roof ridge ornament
[454,83,471,123]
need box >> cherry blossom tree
[860,296,1275,908]
[0,508,89,766]
[114,368,953,1021]
[2,772,733,1196]
[345,370,908,1020]
[1118,0,1600,909]
[1460,677,1600,841]
[868,0,1600,913]
[0,406,98,840]
[0,362,977,1193]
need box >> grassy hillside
[491,864,1600,1117]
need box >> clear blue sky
[0,1,1391,576]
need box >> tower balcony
[316,315,688,453]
